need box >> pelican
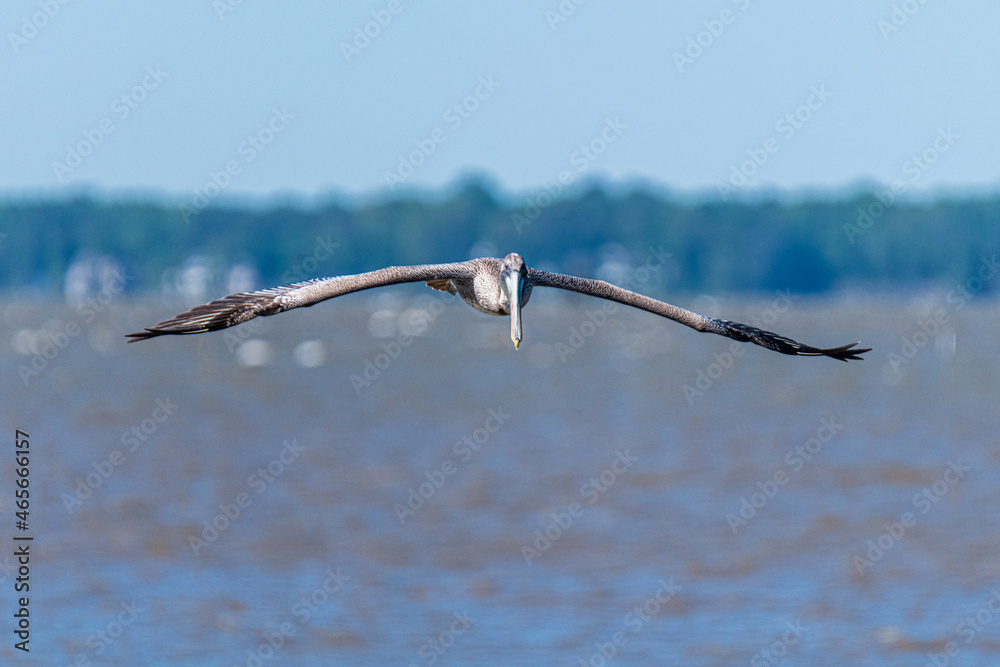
[126,253,870,360]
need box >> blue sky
[3,1,998,203]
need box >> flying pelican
[126,253,870,361]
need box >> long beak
[503,269,524,349]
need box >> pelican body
[127,253,869,361]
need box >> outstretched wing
[528,269,870,361]
[126,261,477,343]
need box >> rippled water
[1,293,998,666]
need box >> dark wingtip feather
[821,342,872,362]
[712,319,871,362]
[125,329,161,343]
[124,291,284,344]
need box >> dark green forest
[3,182,999,297]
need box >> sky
[3,1,999,205]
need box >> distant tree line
[2,182,999,297]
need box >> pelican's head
[499,252,527,349]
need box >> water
[2,292,998,666]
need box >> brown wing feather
[528,269,870,361]
[125,286,294,342]
[126,261,478,343]
[425,279,456,294]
